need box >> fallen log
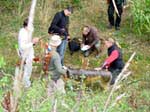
[67,68,112,82]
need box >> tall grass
[0,0,150,112]
[131,0,150,38]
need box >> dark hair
[83,25,89,28]
[82,25,90,31]
[66,6,73,13]
[23,18,28,27]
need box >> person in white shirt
[18,18,39,87]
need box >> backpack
[42,45,52,75]
[68,38,81,55]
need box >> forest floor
[0,0,150,112]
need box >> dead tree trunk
[67,68,112,82]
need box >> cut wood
[67,68,112,82]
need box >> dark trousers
[109,68,122,85]
[108,3,123,27]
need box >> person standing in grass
[107,0,125,30]
[18,18,39,87]
[47,35,67,96]
[48,6,73,66]
[95,38,124,85]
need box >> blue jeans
[57,38,67,65]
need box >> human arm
[54,54,67,75]
[102,50,119,69]
[90,39,99,48]
[89,28,99,48]
[48,13,62,34]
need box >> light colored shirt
[18,28,34,60]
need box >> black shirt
[108,44,124,71]
[48,11,69,37]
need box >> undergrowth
[0,0,150,112]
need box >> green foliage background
[131,0,150,37]
[0,0,150,112]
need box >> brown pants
[47,78,65,97]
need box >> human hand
[67,36,71,40]
[60,28,66,33]
[88,45,92,48]
[63,66,68,70]
[32,38,39,45]
[81,44,84,48]
[94,67,102,71]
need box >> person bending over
[95,38,124,85]
[81,26,101,58]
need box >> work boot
[107,24,114,29]
[115,26,120,30]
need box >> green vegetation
[131,0,150,37]
[0,0,150,112]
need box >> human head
[82,26,90,36]
[64,6,73,16]
[23,18,28,28]
[105,38,115,48]
[49,35,62,47]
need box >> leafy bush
[131,0,150,36]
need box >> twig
[120,71,131,81]
[111,93,126,107]
[127,78,143,85]
[103,52,136,112]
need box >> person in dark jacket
[48,6,73,66]
[95,38,124,85]
[81,26,101,58]
[107,0,125,30]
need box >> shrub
[131,0,150,36]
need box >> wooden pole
[112,0,120,17]
[27,0,37,40]
[11,0,37,112]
